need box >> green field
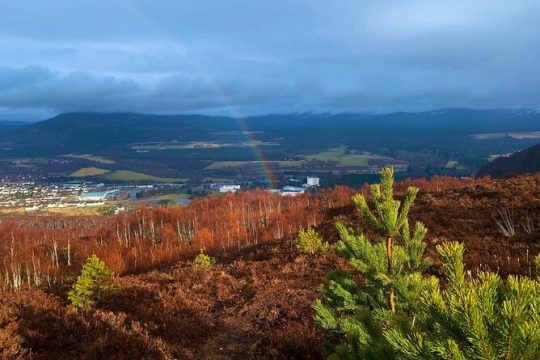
[305,146,380,166]
[205,160,304,170]
[132,140,279,151]
[71,167,110,177]
[101,170,184,183]
[203,147,390,170]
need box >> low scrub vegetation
[193,249,216,267]
[296,227,329,255]
[0,172,539,359]
[0,175,494,292]
[315,168,540,359]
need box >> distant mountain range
[0,109,539,181]
[2,108,540,153]
[478,142,540,178]
[0,121,28,129]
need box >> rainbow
[120,1,278,187]
[234,117,279,188]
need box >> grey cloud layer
[0,0,539,120]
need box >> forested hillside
[2,109,540,182]
[478,141,540,177]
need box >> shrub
[68,254,120,308]
[314,167,540,359]
[96,206,115,216]
[193,249,216,267]
[296,227,329,255]
[386,242,540,360]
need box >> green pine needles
[193,249,216,267]
[313,167,432,359]
[297,227,330,255]
[386,242,540,360]
[313,167,540,359]
[68,254,120,308]
[351,166,425,312]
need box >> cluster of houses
[0,181,144,211]
[0,181,103,210]
[0,176,322,212]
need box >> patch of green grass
[305,146,373,166]
[101,170,183,183]
[71,167,110,177]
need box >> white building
[219,185,241,193]
[306,176,320,187]
[281,185,305,196]
[79,189,118,202]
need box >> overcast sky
[0,0,539,121]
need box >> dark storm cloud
[0,0,539,120]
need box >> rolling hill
[478,141,540,177]
[3,109,540,156]
[1,109,540,181]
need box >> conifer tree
[68,254,120,308]
[297,226,330,255]
[193,249,217,267]
[313,167,434,359]
[314,167,540,359]
[386,242,540,360]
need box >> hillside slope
[478,141,540,177]
[2,108,540,156]
[1,174,540,359]
[1,109,540,181]
[1,112,237,155]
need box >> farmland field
[64,154,116,164]
[305,146,397,167]
[132,140,279,151]
[70,167,110,177]
[2,110,540,184]
[101,170,184,183]
[205,160,304,170]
